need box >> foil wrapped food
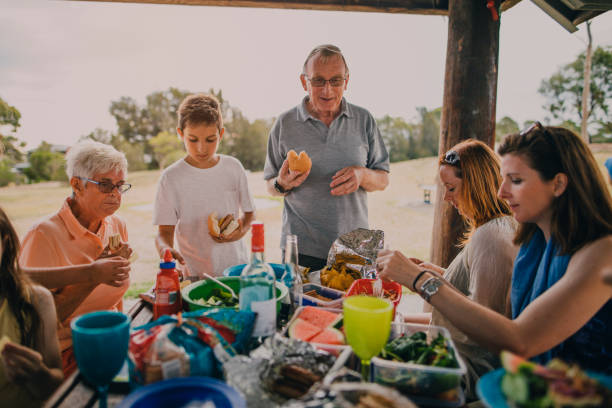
[326,228,384,278]
[223,334,337,408]
[282,381,417,408]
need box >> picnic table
[43,296,480,408]
[44,299,153,408]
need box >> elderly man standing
[264,44,390,270]
[20,141,132,376]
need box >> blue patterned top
[511,229,612,373]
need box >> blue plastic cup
[71,311,130,408]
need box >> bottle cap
[160,248,176,269]
[251,222,264,252]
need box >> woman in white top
[402,139,517,400]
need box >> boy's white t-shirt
[153,155,256,277]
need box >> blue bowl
[118,377,245,408]
[223,263,286,280]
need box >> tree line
[1,46,610,187]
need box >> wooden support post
[430,0,500,268]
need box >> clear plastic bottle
[283,234,303,315]
[239,222,276,338]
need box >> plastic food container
[345,279,402,318]
[302,283,344,309]
[283,306,350,357]
[182,276,288,313]
[371,323,467,399]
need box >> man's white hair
[65,141,128,179]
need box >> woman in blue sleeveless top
[378,124,612,373]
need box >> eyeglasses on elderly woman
[79,177,132,194]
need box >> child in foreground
[0,206,63,406]
[153,94,255,279]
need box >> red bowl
[345,279,402,318]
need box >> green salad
[193,288,238,307]
[380,331,459,368]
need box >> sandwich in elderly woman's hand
[109,234,121,252]
[104,233,136,261]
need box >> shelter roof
[70,0,612,32]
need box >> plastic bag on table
[128,309,255,386]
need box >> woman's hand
[416,261,446,275]
[2,341,62,399]
[2,341,47,383]
[376,249,422,287]
[100,241,132,260]
[91,256,130,287]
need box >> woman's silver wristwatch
[418,276,443,302]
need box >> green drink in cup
[343,295,393,381]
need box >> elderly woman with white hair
[19,141,132,376]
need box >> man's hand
[277,159,310,192]
[90,256,131,287]
[330,166,364,196]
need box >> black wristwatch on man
[274,178,291,194]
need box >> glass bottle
[283,234,303,315]
[239,222,276,338]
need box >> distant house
[11,143,69,175]
[50,144,70,154]
[11,162,30,174]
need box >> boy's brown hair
[439,139,512,246]
[498,125,612,254]
[177,94,223,131]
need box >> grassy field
[2,148,611,298]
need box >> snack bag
[327,228,384,273]
[318,228,384,290]
[128,309,255,386]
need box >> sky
[1,0,611,149]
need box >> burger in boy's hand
[288,150,312,173]
[208,212,240,239]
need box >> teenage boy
[153,94,255,279]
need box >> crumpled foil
[326,228,384,278]
[223,334,336,408]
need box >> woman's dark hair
[0,207,40,347]
[498,126,612,254]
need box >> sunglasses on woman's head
[520,121,544,136]
[443,150,460,166]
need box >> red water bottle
[153,249,182,319]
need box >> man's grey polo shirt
[264,97,390,260]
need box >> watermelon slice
[500,350,556,376]
[297,306,342,329]
[501,350,536,373]
[310,327,345,345]
[288,318,323,342]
